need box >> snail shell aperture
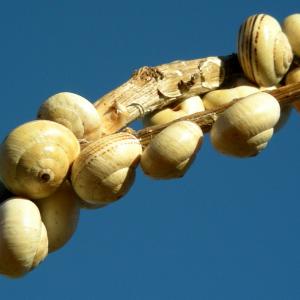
[238,14,293,87]
[0,120,80,199]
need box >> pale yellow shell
[71,132,142,205]
[140,121,203,179]
[35,181,80,253]
[282,14,300,57]
[0,198,48,278]
[0,120,80,199]
[285,67,300,112]
[203,86,259,110]
[37,92,102,141]
[144,96,204,126]
[238,14,293,87]
[210,92,280,157]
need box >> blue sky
[1,1,300,299]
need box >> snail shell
[203,86,259,110]
[0,198,48,278]
[37,92,102,142]
[238,14,293,87]
[71,132,142,205]
[35,181,80,253]
[140,121,203,179]
[282,14,300,57]
[0,120,80,199]
[143,96,204,126]
[285,67,300,112]
[210,92,280,157]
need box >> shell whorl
[238,14,293,87]
[0,120,80,199]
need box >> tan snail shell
[0,198,48,278]
[203,86,259,110]
[0,120,80,199]
[238,14,293,87]
[37,92,102,142]
[71,132,142,205]
[35,181,80,253]
[143,96,204,126]
[285,67,300,112]
[140,121,203,179]
[282,14,300,57]
[210,92,280,157]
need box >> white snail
[282,14,300,57]
[203,86,259,110]
[144,96,204,126]
[0,120,80,199]
[71,132,142,205]
[238,14,293,87]
[0,198,48,278]
[37,92,102,142]
[140,121,203,179]
[35,181,80,253]
[210,92,280,157]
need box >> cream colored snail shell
[203,86,259,110]
[210,92,280,157]
[143,96,204,126]
[285,67,300,112]
[35,181,80,253]
[71,132,142,205]
[140,121,203,179]
[0,198,48,278]
[0,120,80,199]
[37,92,102,142]
[238,14,293,87]
[282,14,300,57]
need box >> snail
[0,120,80,199]
[140,121,203,179]
[238,14,293,87]
[210,92,280,157]
[143,96,204,126]
[203,86,259,110]
[37,92,102,142]
[285,67,300,112]
[71,132,142,205]
[0,197,48,278]
[35,181,80,253]
[282,14,300,57]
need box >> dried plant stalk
[94,54,241,135]
[134,82,300,148]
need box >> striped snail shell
[0,120,80,199]
[0,198,48,278]
[71,132,142,205]
[35,181,80,253]
[282,14,300,57]
[238,14,293,87]
[140,121,203,179]
[37,92,102,142]
[210,92,280,157]
[143,96,204,126]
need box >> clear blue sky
[1,1,300,299]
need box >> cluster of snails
[0,13,300,279]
